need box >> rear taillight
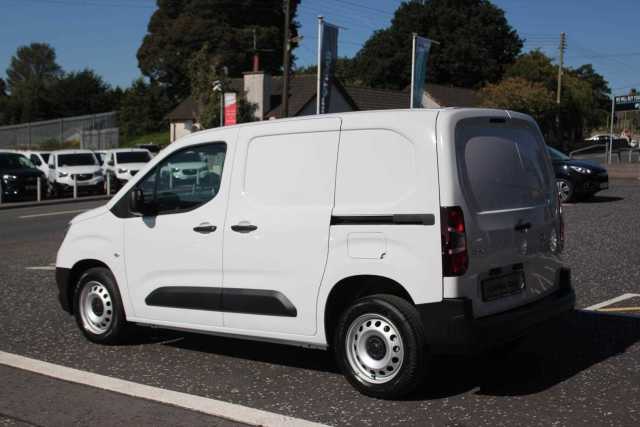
[441,206,468,276]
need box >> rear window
[117,151,151,164]
[456,120,553,212]
[58,153,97,166]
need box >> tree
[295,57,365,86]
[480,77,556,125]
[6,43,62,122]
[0,78,6,97]
[118,78,172,141]
[137,0,300,102]
[52,69,119,117]
[350,0,522,90]
[187,44,257,129]
[485,50,606,147]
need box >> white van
[102,148,152,191]
[47,149,104,197]
[55,109,574,398]
[21,150,51,177]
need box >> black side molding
[331,214,435,226]
[145,287,297,317]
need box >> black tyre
[334,294,427,399]
[73,267,128,344]
[557,179,574,203]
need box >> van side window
[136,143,226,215]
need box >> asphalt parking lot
[1,181,639,426]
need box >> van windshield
[117,151,151,164]
[58,153,97,167]
[457,122,553,212]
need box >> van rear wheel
[334,294,426,399]
[73,267,128,344]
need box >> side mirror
[129,188,153,215]
[108,160,115,166]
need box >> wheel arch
[65,259,111,314]
[323,275,414,347]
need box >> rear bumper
[417,268,575,354]
[55,267,72,313]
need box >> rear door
[452,114,562,317]
[222,117,341,336]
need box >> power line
[317,0,396,17]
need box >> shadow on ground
[414,310,640,399]
[131,310,640,400]
[580,195,625,203]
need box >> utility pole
[556,32,566,104]
[281,0,291,118]
[556,32,567,150]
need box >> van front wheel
[73,267,128,344]
[334,294,426,399]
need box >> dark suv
[547,146,609,202]
[0,151,45,201]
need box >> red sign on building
[224,92,237,125]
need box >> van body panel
[222,117,342,335]
[317,110,443,322]
[436,109,564,317]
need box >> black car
[0,151,45,201]
[547,146,609,202]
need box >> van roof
[177,107,527,139]
[50,149,96,155]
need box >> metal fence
[0,111,117,149]
[80,128,119,150]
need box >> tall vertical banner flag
[410,34,432,108]
[224,92,237,126]
[317,18,339,114]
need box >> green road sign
[615,95,640,111]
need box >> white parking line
[19,209,88,219]
[583,293,640,311]
[25,266,56,271]
[0,351,326,427]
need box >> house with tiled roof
[167,71,479,142]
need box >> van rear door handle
[193,223,217,233]
[514,222,532,232]
[231,224,258,233]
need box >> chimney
[243,71,271,120]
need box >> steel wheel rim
[345,313,404,385]
[79,281,113,335]
[557,180,571,202]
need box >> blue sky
[0,0,638,94]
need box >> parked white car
[102,148,152,190]
[21,151,51,177]
[47,149,104,197]
[55,109,574,398]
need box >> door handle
[193,223,217,233]
[514,222,532,232]
[231,224,258,233]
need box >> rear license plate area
[482,271,526,302]
[599,182,608,189]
